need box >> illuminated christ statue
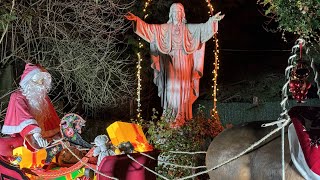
[126,3,224,126]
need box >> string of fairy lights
[205,0,220,121]
[212,35,220,120]
[136,50,142,120]
[136,0,153,120]
[136,0,220,121]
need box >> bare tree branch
[1,0,137,114]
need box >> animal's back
[206,122,303,180]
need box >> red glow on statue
[125,3,224,127]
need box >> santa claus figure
[1,63,60,148]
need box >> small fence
[194,99,320,125]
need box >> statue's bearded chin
[22,82,49,113]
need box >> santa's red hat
[19,63,51,89]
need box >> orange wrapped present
[12,146,54,169]
[107,121,153,153]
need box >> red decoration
[289,106,320,176]
[289,79,311,103]
[97,150,160,180]
[289,60,311,103]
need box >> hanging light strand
[206,0,220,120]
[136,0,153,120]
[136,51,142,120]
[212,34,220,119]
[143,0,152,19]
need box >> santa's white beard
[22,82,49,111]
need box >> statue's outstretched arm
[187,11,225,43]
[211,12,225,22]
[205,11,225,37]
[125,12,156,43]
[125,12,138,22]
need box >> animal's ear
[78,117,86,126]
[60,120,68,128]
[102,135,108,140]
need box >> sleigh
[0,113,94,179]
[0,147,96,179]
[0,114,159,180]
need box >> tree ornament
[289,78,311,103]
[289,41,312,103]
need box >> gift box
[107,121,153,153]
[12,146,53,168]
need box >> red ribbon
[32,151,37,168]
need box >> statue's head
[20,63,52,111]
[167,3,187,24]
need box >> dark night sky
[215,0,295,82]
[176,0,298,87]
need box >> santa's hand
[33,132,49,148]
[125,12,137,21]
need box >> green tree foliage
[258,0,320,94]
[258,0,320,42]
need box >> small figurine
[93,135,115,166]
[118,141,134,154]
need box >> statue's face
[24,73,51,111]
[31,72,52,92]
[168,3,185,24]
[172,9,183,24]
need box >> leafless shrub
[1,0,136,114]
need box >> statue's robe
[135,17,219,125]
